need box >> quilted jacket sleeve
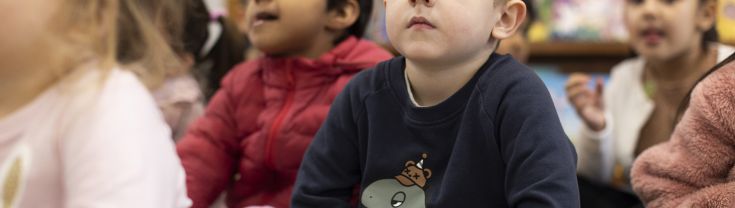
[176,65,251,208]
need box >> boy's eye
[663,0,678,4]
[628,0,644,5]
[627,0,678,6]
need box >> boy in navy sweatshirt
[292,0,580,207]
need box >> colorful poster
[719,0,735,44]
[545,0,627,41]
[368,0,628,42]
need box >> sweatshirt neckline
[387,54,499,125]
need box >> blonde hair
[47,0,183,89]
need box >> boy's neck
[405,48,494,107]
[646,44,717,83]
[0,61,56,118]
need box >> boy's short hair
[327,0,373,38]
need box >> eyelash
[628,0,678,5]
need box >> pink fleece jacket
[631,59,735,208]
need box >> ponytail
[702,25,719,51]
[700,0,719,51]
[184,0,246,100]
[198,17,246,100]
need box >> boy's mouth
[407,16,435,29]
[640,28,665,46]
[252,12,279,27]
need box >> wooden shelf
[530,42,631,57]
[529,42,633,73]
[381,41,635,73]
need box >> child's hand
[566,73,606,131]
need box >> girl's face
[624,0,714,62]
[0,0,60,72]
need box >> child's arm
[494,72,580,208]
[176,73,244,208]
[630,70,735,208]
[292,82,362,207]
[574,124,611,181]
[570,74,616,182]
[63,74,190,207]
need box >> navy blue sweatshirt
[292,54,579,208]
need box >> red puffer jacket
[177,36,392,208]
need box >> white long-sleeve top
[0,66,192,207]
[575,44,735,191]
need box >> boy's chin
[405,56,439,65]
[402,51,445,63]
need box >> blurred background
[214,0,735,143]
[376,0,735,143]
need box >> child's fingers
[569,73,591,81]
[567,86,592,106]
[595,77,604,96]
[582,106,606,130]
[565,73,591,92]
[565,80,587,93]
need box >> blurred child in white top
[0,1,191,207]
[566,0,732,204]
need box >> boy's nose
[410,0,435,7]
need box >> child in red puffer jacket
[175,0,392,207]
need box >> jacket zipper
[264,64,295,170]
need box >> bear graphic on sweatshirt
[361,153,432,208]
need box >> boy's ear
[491,0,527,40]
[326,0,361,32]
[695,0,717,32]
